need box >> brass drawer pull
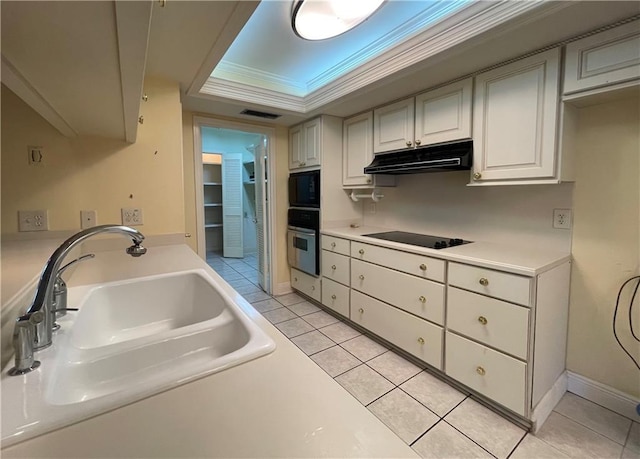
[478,316,488,325]
[331,242,336,248]
[419,296,426,303]
[331,265,337,270]
[331,294,337,300]
[476,366,486,376]
[358,308,364,314]
[311,286,315,291]
[359,275,365,280]
[417,337,425,345]
[479,277,489,286]
[419,263,427,271]
[473,172,482,180]
[358,249,365,255]
[294,277,298,282]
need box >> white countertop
[322,226,571,276]
[1,244,418,458]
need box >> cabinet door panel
[351,290,443,369]
[373,98,415,153]
[291,267,321,302]
[303,119,321,167]
[321,251,350,286]
[415,78,472,145]
[289,125,304,170]
[472,48,560,182]
[343,112,374,186]
[322,278,349,317]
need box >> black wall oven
[288,170,320,208]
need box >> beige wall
[182,111,290,289]
[1,77,185,237]
[567,97,640,397]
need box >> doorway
[193,117,276,294]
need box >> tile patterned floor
[207,252,640,459]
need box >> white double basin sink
[1,269,276,447]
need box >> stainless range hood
[364,139,473,175]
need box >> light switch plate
[18,210,49,231]
[81,210,97,229]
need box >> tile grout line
[550,410,631,447]
[442,419,500,459]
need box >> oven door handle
[287,226,317,235]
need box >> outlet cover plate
[18,210,49,232]
[81,210,97,229]
[121,208,143,226]
[553,208,572,229]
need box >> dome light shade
[292,0,385,41]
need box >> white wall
[364,171,573,252]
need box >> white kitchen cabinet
[471,48,561,184]
[321,235,351,256]
[290,267,321,302]
[343,112,395,188]
[373,98,415,153]
[351,290,443,370]
[564,21,640,96]
[373,78,473,154]
[415,78,472,146]
[321,250,350,286]
[322,278,350,317]
[289,117,321,170]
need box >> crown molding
[213,61,307,96]
[198,0,570,115]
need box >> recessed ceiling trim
[200,78,307,112]
[200,0,570,115]
[214,61,308,96]
[1,56,77,137]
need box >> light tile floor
[207,252,640,459]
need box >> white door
[222,153,243,258]
[253,139,269,291]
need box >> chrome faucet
[8,225,147,376]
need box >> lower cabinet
[351,290,443,369]
[322,278,349,317]
[290,267,321,302]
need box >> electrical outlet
[18,210,49,232]
[121,207,143,226]
[553,208,572,229]
[81,210,97,229]
[27,146,44,166]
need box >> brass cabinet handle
[415,139,421,145]
[331,265,337,270]
[359,274,365,280]
[473,172,482,180]
[358,308,364,313]
[358,249,365,255]
[300,162,306,166]
[331,242,336,248]
[367,178,372,184]
[294,277,298,282]
[479,277,489,286]
[478,316,488,325]
[417,337,425,345]
[311,285,315,291]
[476,366,486,376]
[419,296,426,303]
[331,294,337,300]
[406,141,412,147]
[419,263,427,271]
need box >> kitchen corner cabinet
[343,112,395,188]
[289,118,321,170]
[373,78,473,154]
[564,20,640,97]
[471,48,562,185]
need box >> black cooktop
[363,231,472,250]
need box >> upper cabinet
[564,21,640,97]
[471,48,562,185]
[289,117,322,170]
[415,78,473,146]
[343,112,395,188]
[373,78,473,154]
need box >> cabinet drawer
[321,235,350,256]
[321,251,350,285]
[448,262,531,307]
[351,290,443,369]
[445,332,526,416]
[351,241,445,283]
[351,259,444,325]
[322,278,349,317]
[447,287,529,360]
[290,268,321,302]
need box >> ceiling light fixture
[291,0,385,41]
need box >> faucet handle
[57,253,95,277]
[8,313,44,375]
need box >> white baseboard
[567,371,640,421]
[531,372,568,434]
[272,282,292,297]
